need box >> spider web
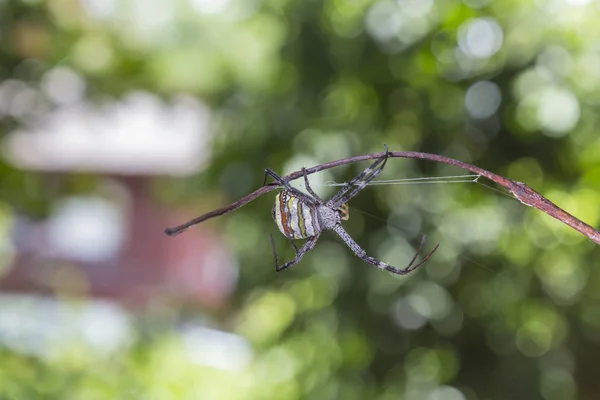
[321,174,481,186]
[318,174,515,199]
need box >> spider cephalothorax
[264,145,438,274]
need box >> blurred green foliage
[1,0,600,399]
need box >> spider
[264,145,439,274]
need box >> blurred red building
[1,91,237,309]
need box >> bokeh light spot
[397,0,433,18]
[538,88,580,137]
[516,320,553,357]
[465,81,502,119]
[190,0,231,15]
[458,18,503,59]
[365,1,403,42]
[393,296,427,330]
[428,386,466,400]
[47,197,125,263]
[41,67,86,105]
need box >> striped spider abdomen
[272,192,321,239]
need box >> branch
[165,151,600,246]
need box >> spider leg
[332,224,438,275]
[269,234,280,266]
[288,235,300,254]
[328,144,390,207]
[269,233,321,272]
[264,168,318,205]
[301,167,324,203]
[263,168,292,188]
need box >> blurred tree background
[1,0,600,399]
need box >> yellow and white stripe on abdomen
[287,196,301,238]
[301,202,317,237]
[273,192,320,239]
[274,193,287,236]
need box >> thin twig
[165,150,600,246]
